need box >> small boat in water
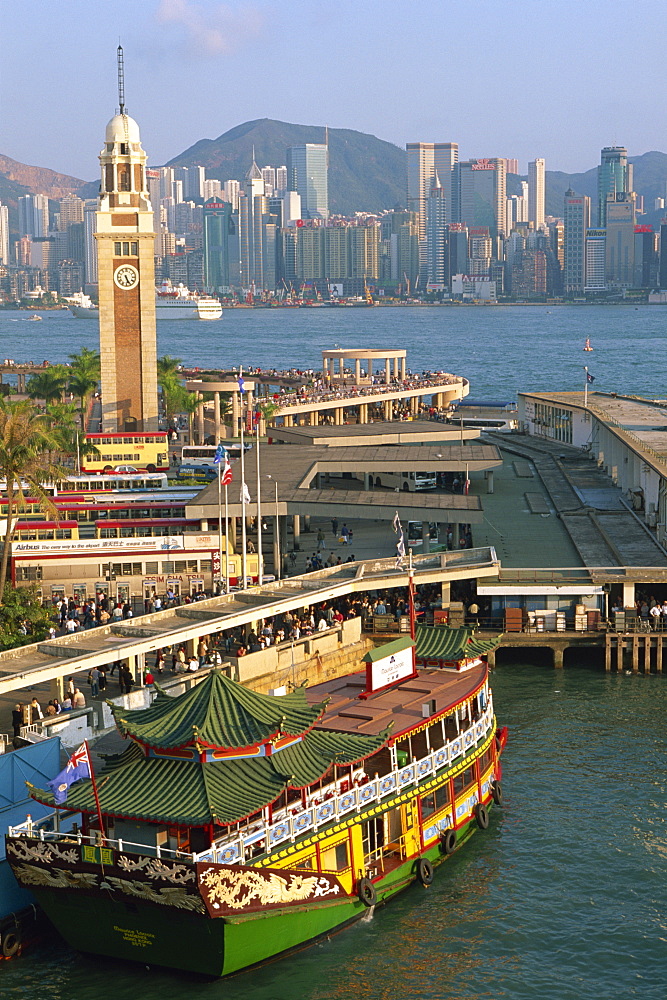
[584,338,593,352]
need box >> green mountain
[166,118,407,215]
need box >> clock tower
[96,47,158,432]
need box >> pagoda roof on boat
[109,670,329,751]
[29,727,389,827]
[415,625,502,661]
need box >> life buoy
[474,803,489,830]
[492,781,503,806]
[440,828,457,855]
[1,928,20,958]
[415,857,434,886]
[357,877,377,907]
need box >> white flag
[241,482,251,504]
[395,531,406,567]
[392,511,401,534]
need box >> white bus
[371,471,437,492]
[180,444,251,468]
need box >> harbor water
[0,302,665,398]
[0,306,666,997]
[2,662,666,1000]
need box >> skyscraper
[528,158,546,230]
[18,194,49,238]
[605,192,636,287]
[598,147,632,227]
[0,203,9,265]
[563,189,590,294]
[406,142,458,277]
[453,159,506,244]
[426,174,448,289]
[286,144,328,220]
[203,197,238,291]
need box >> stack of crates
[448,602,465,628]
[504,607,525,632]
[574,603,588,631]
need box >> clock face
[114,264,139,289]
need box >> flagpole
[217,459,223,594]
[224,482,230,594]
[584,366,588,408]
[239,366,248,590]
[256,415,263,586]
[84,739,106,844]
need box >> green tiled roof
[109,671,329,751]
[29,729,389,826]
[416,625,501,661]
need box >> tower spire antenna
[117,43,125,115]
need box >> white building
[0,202,9,265]
[528,158,546,230]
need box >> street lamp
[267,475,280,582]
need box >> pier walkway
[0,547,500,697]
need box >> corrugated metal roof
[110,671,329,750]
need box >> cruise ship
[68,282,222,321]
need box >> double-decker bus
[82,432,170,473]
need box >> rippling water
[4,662,666,1000]
[0,302,665,398]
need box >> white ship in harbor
[68,282,222,321]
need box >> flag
[395,531,406,567]
[46,743,91,805]
[392,511,401,534]
[586,372,595,384]
[213,443,225,464]
[241,482,251,504]
[221,458,233,485]
[238,375,245,393]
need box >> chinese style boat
[5,625,506,978]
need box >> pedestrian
[66,677,76,702]
[155,650,165,674]
[144,667,155,687]
[331,517,339,537]
[340,524,350,545]
[98,668,107,693]
[317,528,326,550]
[72,688,86,709]
[89,666,101,698]
[12,704,22,737]
[650,603,662,630]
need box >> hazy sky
[3,0,666,181]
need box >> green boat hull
[25,815,482,978]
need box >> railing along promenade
[8,699,495,866]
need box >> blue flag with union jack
[46,743,91,804]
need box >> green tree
[26,366,69,405]
[0,584,52,651]
[44,401,82,466]
[68,348,100,429]
[0,399,64,602]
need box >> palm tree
[0,399,64,602]
[26,367,69,406]
[68,348,100,430]
[44,401,82,466]
[157,356,183,384]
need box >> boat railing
[8,702,494,868]
[194,699,495,866]
[6,816,188,863]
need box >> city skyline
[3,0,667,180]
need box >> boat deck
[308,665,486,737]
